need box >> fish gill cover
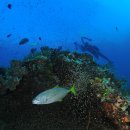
[0,0,130,130]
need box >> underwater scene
[0,0,130,130]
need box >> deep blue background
[0,0,130,88]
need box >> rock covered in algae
[0,60,28,94]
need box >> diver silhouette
[74,37,111,63]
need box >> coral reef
[0,60,28,93]
[0,46,129,130]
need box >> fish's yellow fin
[70,85,76,96]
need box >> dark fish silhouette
[30,48,37,55]
[6,34,12,38]
[38,37,42,40]
[115,26,119,31]
[7,4,12,9]
[74,37,111,62]
[19,38,29,45]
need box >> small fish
[6,34,12,38]
[7,4,12,9]
[30,48,37,55]
[19,38,29,45]
[38,37,42,40]
[32,85,76,105]
[115,26,119,31]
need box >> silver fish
[32,85,76,105]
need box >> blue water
[0,0,130,88]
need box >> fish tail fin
[70,85,76,96]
